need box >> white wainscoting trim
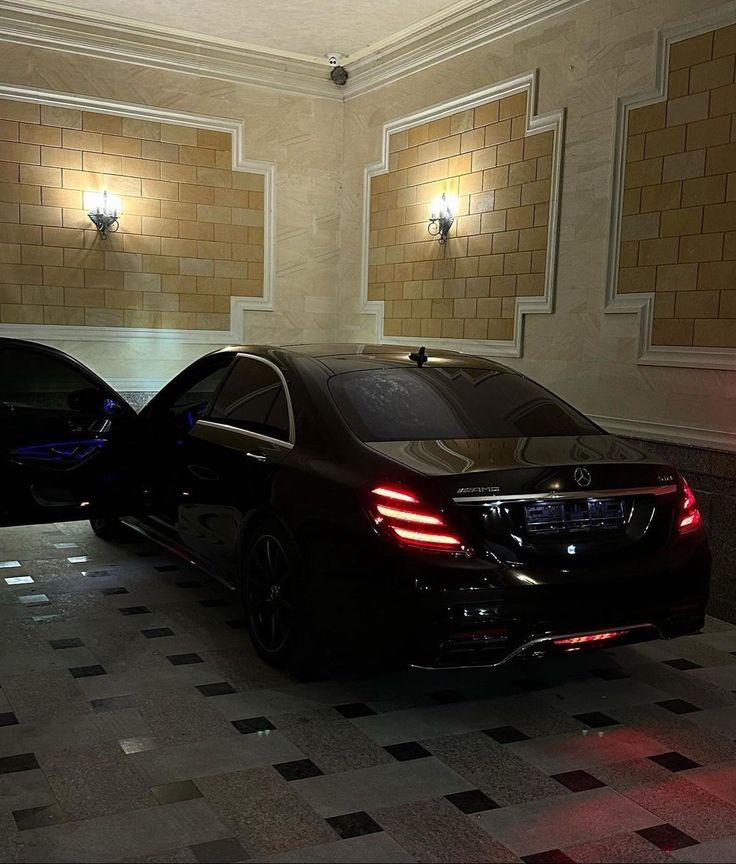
[591,413,736,453]
[0,83,275,345]
[361,71,565,358]
[604,7,736,372]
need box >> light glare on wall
[84,190,121,238]
[428,192,456,244]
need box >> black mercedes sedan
[0,338,710,669]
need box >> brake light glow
[677,477,702,534]
[392,526,462,547]
[369,485,465,552]
[553,630,629,646]
[376,504,443,525]
[371,486,418,503]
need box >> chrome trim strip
[409,622,661,671]
[200,351,296,447]
[196,419,294,450]
[453,484,677,504]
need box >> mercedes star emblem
[574,466,592,488]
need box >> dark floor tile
[521,852,575,864]
[232,716,275,734]
[136,550,157,558]
[551,770,606,792]
[273,758,324,781]
[141,627,174,638]
[384,741,431,762]
[591,666,630,680]
[445,789,500,814]
[573,711,620,728]
[225,619,248,629]
[167,653,204,665]
[48,637,84,649]
[326,811,383,839]
[91,695,136,712]
[0,753,39,774]
[83,569,111,578]
[648,751,700,772]
[119,606,151,615]
[13,804,67,830]
[656,698,702,715]
[151,779,203,805]
[176,579,202,588]
[155,564,180,572]
[483,725,530,744]
[333,702,376,719]
[0,712,19,727]
[637,823,699,852]
[190,838,248,863]
[199,598,227,608]
[198,681,237,697]
[663,658,702,670]
[101,586,128,596]
[427,689,466,704]
[68,664,106,678]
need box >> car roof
[221,343,511,375]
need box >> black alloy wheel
[243,521,304,665]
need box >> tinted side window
[159,357,234,430]
[209,358,290,442]
[0,346,108,412]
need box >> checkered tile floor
[1,522,736,863]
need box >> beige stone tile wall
[0,101,264,330]
[619,23,736,348]
[367,91,554,341]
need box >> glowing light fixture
[85,190,121,238]
[428,192,455,244]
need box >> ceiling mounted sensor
[327,53,348,86]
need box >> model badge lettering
[457,486,501,495]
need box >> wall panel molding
[361,71,564,356]
[0,1,591,101]
[0,83,275,344]
[591,413,736,454]
[605,8,736,372]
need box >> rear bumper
[309,531,711,669]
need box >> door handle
[187,464,220,481]
[245,450,268,463]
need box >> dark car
[0,338,710,669]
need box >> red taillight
[372,486,418,504]
[553,630,629,646]
[677,477,702,535]
[369,485,465,553]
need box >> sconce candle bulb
[86,190,120,238]
[428,192,455,244]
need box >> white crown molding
[0,0,338,100]
[605,7,736,372]
[0,0,591,101]
[0,83,276,345]
[344,0,590,99]
[360,71,565,358]
[590,413,736,454]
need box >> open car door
[0,337,140,527]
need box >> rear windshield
[328,367,599,441]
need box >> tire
[241,518,316,671]
[89,516,133,542]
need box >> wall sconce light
[85,190,120,238]
[428,192,455,244]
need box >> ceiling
[28,0,482,61]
